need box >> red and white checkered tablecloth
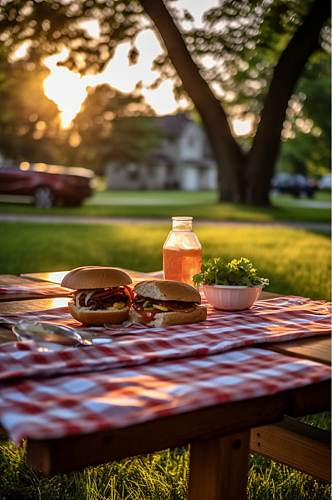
[0,296,330,381]
[0,347,330,443]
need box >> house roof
[156,113,191,138]
[148,113,216,163]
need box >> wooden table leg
[188,430,250,500]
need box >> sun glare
[10,40,30,62]
[42,28,185,128]
[232,118,253,137]
[43,51,88,128]
[80,19,101,39]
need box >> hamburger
[131,280,207,327]
[62,266,133,325]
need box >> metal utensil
[12,320,91,347]
[0,320,14,328]
[10,319,142,350]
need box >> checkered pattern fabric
[0,296,330,381]
[0,347,330,443]
[0,282,72,299]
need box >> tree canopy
[68,84,162,172]
[280,52,331,177]
[0,50,61,163]
[1,1,329,120]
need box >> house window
[187,135,195,147]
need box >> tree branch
[247,0,330,202]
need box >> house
[105,113,217,190]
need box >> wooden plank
[269,336,331,366]
[260,290,331,365]
[0,273,71,302]
[285,379,331,418]
[0,297,69,315]
[259,285,331,366]
[188,430,250,500]
[0,275,36,286]
[0,275,51,302]
[21,271,68,284]
[26,391,285,474]
[21,269,164,284]
[251,416,331,481]
[26,380,330,474]
[0,291,69,303]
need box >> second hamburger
[131,280,207,327]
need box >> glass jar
[163,217,202,285]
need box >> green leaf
[193,257,269,287]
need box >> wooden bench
[251,416,330,481]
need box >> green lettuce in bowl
[193,257,269,287]
[193,258,269,311]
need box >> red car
[0,163,94,208]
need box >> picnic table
[0,269,330,500]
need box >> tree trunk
[246,0,330,206]
[218,156,247,203]
[139,0,246,203]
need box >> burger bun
[69,302,129,325]
[134,280,201,303]
[130,304,207,327]
[62,266,132,290]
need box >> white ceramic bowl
[202,284,263,311]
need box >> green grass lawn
[88,189,331,205]
[0,221,330,499]
[0,190,330,223]
[1,437,330,500]
[0,222,330,298]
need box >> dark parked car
[0,163,94,208]
[318,174,331,190]
[271,173,318,198]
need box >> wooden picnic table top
[0,269,330,498]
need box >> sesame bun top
[61,266,132,290]
[134,280,201,303]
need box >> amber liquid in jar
[163,217,202,285]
